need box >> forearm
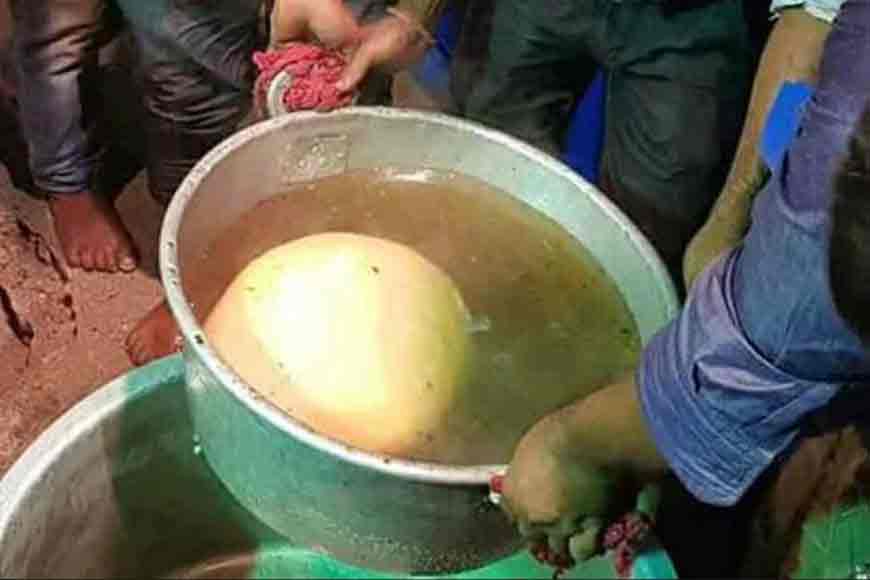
[269,0,389,47]
[713,9,830,216]
[552,374,668,481]
[117,0,260,92]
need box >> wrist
[548,401,617,475]
[555,379,668,479]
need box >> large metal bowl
[160,107,679,574]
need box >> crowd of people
[3,0,870,577]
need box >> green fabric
[794,500,870,579]
[243,540,679,579]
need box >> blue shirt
[637,0,870,507]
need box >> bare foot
[48,192,138,273]
[125,301,182,366]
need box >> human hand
[270,0,361,51]
[270,2,430,93]
[499,414,628,564]
[337,9,432,92]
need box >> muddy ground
[0,147,166,475]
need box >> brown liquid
[199,168,640,465]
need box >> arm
[683,8,831,290]
[268,0,436,91]
[501,374,667,561]
[269,0,360,50]
[550,376,667,478]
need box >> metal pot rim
[160,107,676,487]
[0,356,183,535]
[266,71,360,118]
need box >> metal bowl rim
[266,71,360,118]
[0,356,184,535]
[159,106,678,486]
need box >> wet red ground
[0,4,157,474]
[0,156,166,475]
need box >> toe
[123,327,135,351]
[124,327,140,351]
[117,248,138,273]
[79,249,96,272]
[96,248,115,273]
[132,346,148,367]
[125,334,145,366]
[66,247,82,269]
[125,327,154,367]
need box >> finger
[569,528,599,562]
[490,476,515,523]
[547,531,571,558]
[498,499,516,524]
[497,472,528,525]
[537,517,583,560]
[569,517,603,562]
[518,520,556,540]
[337,44,374,92]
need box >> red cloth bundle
[253,43,354,112]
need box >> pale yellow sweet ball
[204,232,473,458]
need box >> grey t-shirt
[770,0,846,23]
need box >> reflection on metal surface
[0,358,672,579]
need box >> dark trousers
[451,0,754,280]
[11,0,261,203]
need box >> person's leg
[118,0,260,365]
[449,0,494,114]
[11,0,138,272]
[605,3,753,569]
[116,0,259,204]
[599,0,753,285]
[740,411,870,578]
[90,30,149,198]
[0,46,33,193]
[655,474,759,578]
[459,0,599,156]
[0,0,33,192]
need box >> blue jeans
[12,0,262,202]
[638,0,870,507]
[12,0,387,203]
